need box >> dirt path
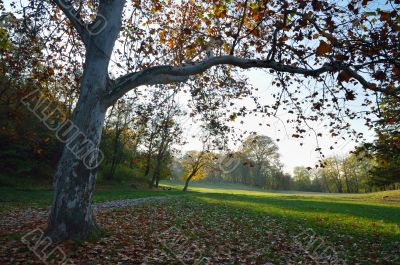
[93,196,169,211]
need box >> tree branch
[230,0,248,55]
[52,0,89,45]
[106,55,398,105]
[342,67,397,97]
[107,56,335,104]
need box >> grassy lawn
[0,181,399,264]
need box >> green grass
[163,180,400,201]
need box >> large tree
[8,0,398,240]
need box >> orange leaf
[252,13,260,21]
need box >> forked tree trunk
[46,0,124,239]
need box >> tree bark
[183,172,195,192]
[46,77,107,241]
[150,157,162,188]
[149,159,159,189]
[144,133,155,181]
[46,0,125,241]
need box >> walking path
[93,196,169,211]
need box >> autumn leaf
[393,66,400,76]
[280,35,289,42]
[361,0,371,6]
[379,11,390,21]
[373,71,386,81]
[337,70,352,82]
[313,102,323,110]
[345,90,356,101]
[252,12,260,21]
[368,83,378,90]
[316,40,332,56]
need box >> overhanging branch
[106,55,397,106]
[107,55,334,104]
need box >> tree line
[173,138,399,193]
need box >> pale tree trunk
[46,59,108,240]
[46,0,125,241]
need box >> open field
[1,181,399,264]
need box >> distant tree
[316,154,375,193]
[293,167,312,191]
[359,96,400,190]
[181,151,209,191]
[181,136,214,192]
[341,154,372,193]
[240,134,280,188]
[149,95,184,188]
[320,157,345,193]
[135,88,183,185]
[102,98,138,181]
